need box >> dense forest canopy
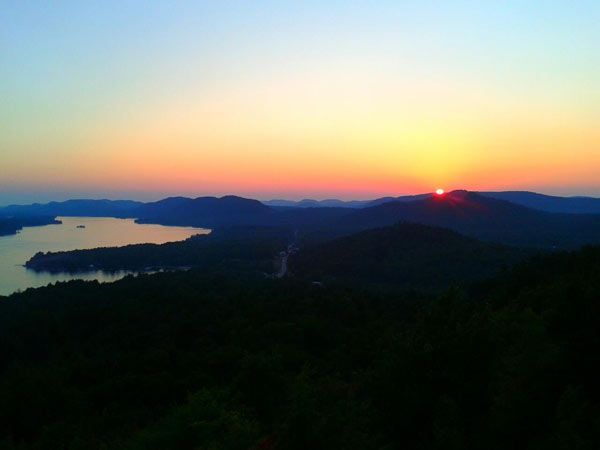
[290,223,538,290]
[2,245,600,449]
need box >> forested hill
[1,245,600,448]
[290,222,537,290]
[26,226,292,275]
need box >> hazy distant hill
[480,191,600,214]
[0,199,142,218]
[290,222,536,290]
[365,193,433,207]
[263,193,432,209]
[338,190,600,249]
[264,198,370,208]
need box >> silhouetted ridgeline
[2,245,600,448]
[5,190,599,218]
[0,216,61,236]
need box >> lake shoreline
[0,216,209,296]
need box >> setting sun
[436,189,445,195]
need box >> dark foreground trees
[1,247,600,449]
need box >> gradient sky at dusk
[1,1,599,204]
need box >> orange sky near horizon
[1,1,599,202]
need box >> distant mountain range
[265,191,600,213]
[264,193,432,209]
[3,190,600,217]
[329,190,600,248]
[3,190,600,249]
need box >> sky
[1,1,599,204]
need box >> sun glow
[436,189,445,195]
[2,2,600,200]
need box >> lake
[0,217,209,296]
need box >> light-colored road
[276,252,288,278]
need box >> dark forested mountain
[131,196,193,218]
[480,191,600,214]
[2,245,600,449]
[135,198,354,235]
[0,199,142,218]
[338,190,600,248]
[290,223,537,290]
[0,216,62,236]
[135,196,277,228]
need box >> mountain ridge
[4,191,600,249]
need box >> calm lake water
[0,217,210,296]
